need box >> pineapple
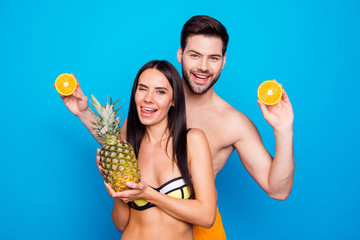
[89,93,141,192]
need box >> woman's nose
[144,91,154,103]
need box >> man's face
[177,35,227,95]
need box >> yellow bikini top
[129,177,192,211]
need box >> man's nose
[198,58,208,71]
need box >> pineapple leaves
[115,106,121,115]
[113,99,120,107]
[89,93,122,141]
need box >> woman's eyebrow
[155,86,169,91]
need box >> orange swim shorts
[193,207,227,240]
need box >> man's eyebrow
[209,54,222,58]
[188,50,222,58]
[188,50,202,55]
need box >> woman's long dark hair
[126,60,193,196]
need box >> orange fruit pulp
[257,80,283,105]
[55,73,77,96]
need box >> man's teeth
[194,74,208,79]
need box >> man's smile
[192,72,211,83]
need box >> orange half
[257,80,282,105]
[55,73,77,96]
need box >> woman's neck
[144,121,170,145]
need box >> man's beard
[182,69,221,95]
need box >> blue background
[1,0,359,239]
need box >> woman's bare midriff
[121,207,193,240]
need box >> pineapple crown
[89,93,121,144]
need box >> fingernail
[126,182,133,187]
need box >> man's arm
[56,74,103,145]
[234,84,294,200]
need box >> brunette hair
[181,15,229,55]
[126,60,193,195]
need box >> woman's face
[135,68,174,127]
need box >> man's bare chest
[187,114,235,172]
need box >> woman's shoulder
[186,128,211,163]
[186,128,207,143]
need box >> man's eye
[210,57,219,61]
[191,54,199,58]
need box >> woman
[98,60,217,240]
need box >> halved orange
[257,80,282,105]
[55,73,77,96]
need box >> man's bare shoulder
[187,94,259,149]
[215,97,251,123]
[214,97,258,143]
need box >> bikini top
[129,177,192,211]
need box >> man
[59,15,294,239]
[175,16,294,239]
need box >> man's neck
[183,81,216,109]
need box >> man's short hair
[181,15,229,55]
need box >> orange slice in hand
[55,73,77,96]
[257,80,282,105]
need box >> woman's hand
[104,181,149,203]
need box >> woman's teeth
[143,107,156,112]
